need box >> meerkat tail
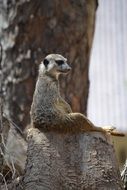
[110,131,125,137]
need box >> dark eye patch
[43,59,49,67]
[55,60,64,66]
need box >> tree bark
[22,129,123,190]
[0,0,97,128]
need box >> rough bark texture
[121,160,127,189]
[0,0,97,128]
[22,129,123,190]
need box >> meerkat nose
[67,66,71,71]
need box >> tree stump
[23,128,123,190]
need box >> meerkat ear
[43,59,49,67]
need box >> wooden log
[22,128,123,190]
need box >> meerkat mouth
[58,68,71,73]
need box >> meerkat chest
[54,98,72,114]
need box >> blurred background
[88,0,127,169]
[88,0,127,132]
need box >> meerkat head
[39,54,71,79]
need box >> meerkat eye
[43,59,49,67]
[56,60,64,66]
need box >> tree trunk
[22,129,123,190]
[0,0,97,129]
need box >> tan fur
[30,54,124,136]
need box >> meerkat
[30,54,124,136]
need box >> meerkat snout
[39,54,71,78]
[56,60,71,73]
